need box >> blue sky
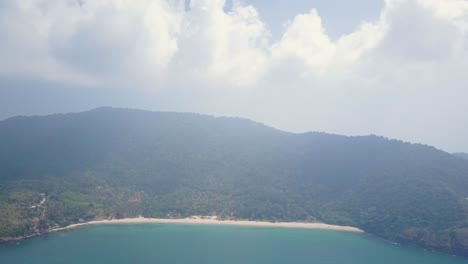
[1,0,468,153]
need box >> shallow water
[0,224,466,264]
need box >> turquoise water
[0,224,466,264]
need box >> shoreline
[49,217,364,233]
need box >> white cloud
[3,0,467,88]
[0,0,92,84]
[270,9,335,78]
[172,0,270,86]
[48,0,183,84]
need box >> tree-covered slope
[0,107,467,256]
[454,152,468,161]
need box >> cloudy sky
[1,0,468,152]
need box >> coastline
[49,216,364,233]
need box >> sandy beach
[50,216,364,233]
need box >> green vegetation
[0,107,467,257]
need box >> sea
[0,224,466,264]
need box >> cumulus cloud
[270,9,335,78]
[2,0,467,87]
[1,0,468,151]
[50,1,182,76]
[172,0,270,86]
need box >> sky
[1,0,468,153]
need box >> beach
[50,216,364,233]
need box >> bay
[0,224,466,264]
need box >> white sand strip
[50,217,363,233]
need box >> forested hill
[0,107,467,257]
[454,152,468,161]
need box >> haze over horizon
[1,0,468,153]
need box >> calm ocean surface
[0,224,466,264]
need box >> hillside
[454,153,468,161]
[0,107,467,256]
